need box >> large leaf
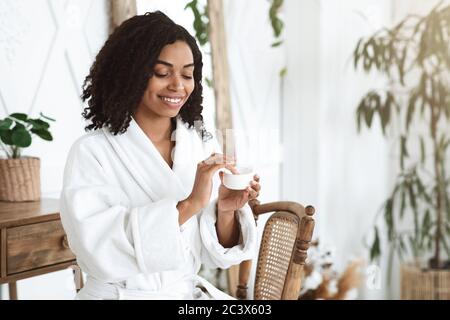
[9,113,28,122]
[0,118,13,130]
[11,127,31,148]
[0,130,13,145]
[31,128,52,141]
[28,119,50,130]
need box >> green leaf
[407,179,417,211]
[31,128,53,141]
[0,130,13,145]
[400,136,409,170]
[384,198,394,241]
[364,106,375,128]
[353,38,364,70]
[271,40,283,47]
[406,92,416,132]
[0,118,13,130]
[399,187,406,219]
[185,0,209,47]
[419,136,426,165]
[269,0,284,39]
[11,128,32,148]
[380,92,393,135]
[33,119,51,129]
[370,227,381,261]
[204,77,213,88]
[279,67,287,78]
[398,235,407,260]
[420,209,431,249]
[415,176,432,203]
[398,45,407,86]
[356,99,366,132]
[9,113,28,122]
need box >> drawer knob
[62,235,70,249]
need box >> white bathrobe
[59,116,257,300]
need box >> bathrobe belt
[80,275,235,300]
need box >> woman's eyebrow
[155,60,194,68]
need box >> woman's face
[137,40,195,119]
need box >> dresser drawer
[6,220,75,275]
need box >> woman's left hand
[217,172,261,213]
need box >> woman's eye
[183,75,193,80]
[154,73,168,78]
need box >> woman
[60,11,260,300]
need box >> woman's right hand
[177,153,236,224]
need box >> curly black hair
[81,11,211,140]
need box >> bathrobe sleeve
[196,136,258,269]
[60,138,186,282]
[198,198,258,269]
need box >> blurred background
[0,0,448,299]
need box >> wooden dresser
[0,198,81,299]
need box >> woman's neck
[134,109,173,143]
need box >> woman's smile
[158,95,186,109]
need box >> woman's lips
[159,96,185,109]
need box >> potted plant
[0,112,55,202]
[353,2,450,299]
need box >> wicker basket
[401,263,450,300]
[0,157,40,202]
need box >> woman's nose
[168,75,184,91]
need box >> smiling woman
[59,11,260,300]
[136,41,195,120]
[80,11,206,138]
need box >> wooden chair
[235,200,315,300]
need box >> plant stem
[12,146,20,159]
[431,102,443,268]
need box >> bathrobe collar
[102,116,199,202]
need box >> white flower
[302,270,323,292]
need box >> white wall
[0,0,110,299]
[282,0,448,299]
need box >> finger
[247,187,258,200]
[206,160,239,175]
[206,162,231,175]
[203,154,219,165]
[250,181,261,193]
[253,174,260,182]
[241,189,250,202]
[219,171,224,184]
[204,153,235,165]
[225,164,239,174]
